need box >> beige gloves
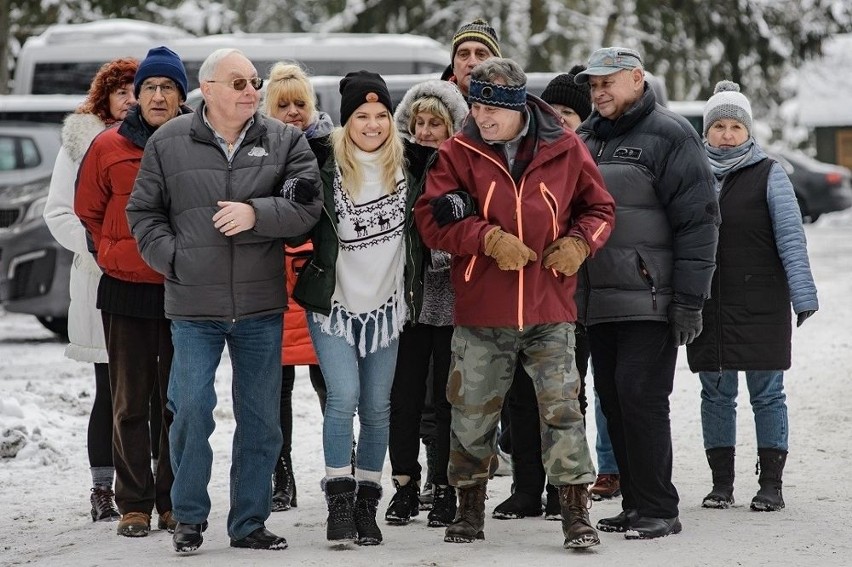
[484,227,538,271]
[542,237,590,276]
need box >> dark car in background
[0,121,71,337]
[769,148,852,222]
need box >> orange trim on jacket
[414,96,615,329]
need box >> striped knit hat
[703,80,753,137]
[451,19,501,61]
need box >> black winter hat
[339,70,393,126]
[540,65,592,121]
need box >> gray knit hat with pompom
[703,80,753,136]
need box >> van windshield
[33,59,447,95]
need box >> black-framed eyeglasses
[207,77,263,91]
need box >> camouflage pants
[447,323,595,487]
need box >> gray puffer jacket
[127,104,322,321]
[576,84,719,324]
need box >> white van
[13,19,450,95]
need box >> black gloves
[796,310,815,327]
[668,302,703,346]
[281,178,319,205]
[430,190,476,227]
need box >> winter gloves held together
[542,237,590,276]
[484,227,538,271]
[796,310,815,327]
[281,178,319,205]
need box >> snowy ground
[1,211,851,567]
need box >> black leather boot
[751,448,787,511]
[272,454,297,511]
[702,447,735,508]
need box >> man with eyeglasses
[127,48,322,554]
[75,45,191,539]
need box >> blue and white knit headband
[468,79,526,111]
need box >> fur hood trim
[394,80,469,141]
[61,113,108,163]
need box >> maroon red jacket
[414,96,614,329]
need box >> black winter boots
[354,482,383,545]
[751,448,787,511]
[444,482,487,543]
[702,447,735,508]
[427,485,457,527]
[385,478,420,524]
[558,484,600,549]
[324,477,357,541]
[272,455,297,511]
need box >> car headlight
[22,195,48,223]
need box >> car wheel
[36,316,69,340]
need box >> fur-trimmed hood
[61,112,109,163]
[394,79,469,141]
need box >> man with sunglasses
[75,45,192,540]
[127,48,322,554]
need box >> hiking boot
[589,473,621,501]
[596,508,639,533]
[324,476,357,541]
[702,447,735,509]
[354,482,383,546]
[157,510,178,533]
[750,448,787,511]
[444,482,486,543]
[117,512,151,537]
[544,484,561,520]
[427,485,457,527]
[90,487,120,522]
[272,455,297,511]
[384,478,420,525]
[492,490,542,519]
[559,484,600,549]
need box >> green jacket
[292,154,424,320]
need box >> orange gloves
[484,227,538,271]
[542,237,590,276]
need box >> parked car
[0,121,71,337]
[768,147,852,223]
[668,100,852,222]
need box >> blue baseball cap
[574,47,643,84]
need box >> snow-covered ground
[1,211,851,566]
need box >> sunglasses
[207,77,264,91]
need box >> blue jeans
[308,314,399,483]
[699,370,788,451]
[168,314,283,540]
[593,395,619,474]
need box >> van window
[15,21,450,95]
[0,136,42,171]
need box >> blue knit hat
[134,46,188,100]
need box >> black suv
[0,121,71,336]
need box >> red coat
[281,243,318,365]
[75,125,163,284]
[415,97,614,329]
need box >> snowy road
[1,212,850,566]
